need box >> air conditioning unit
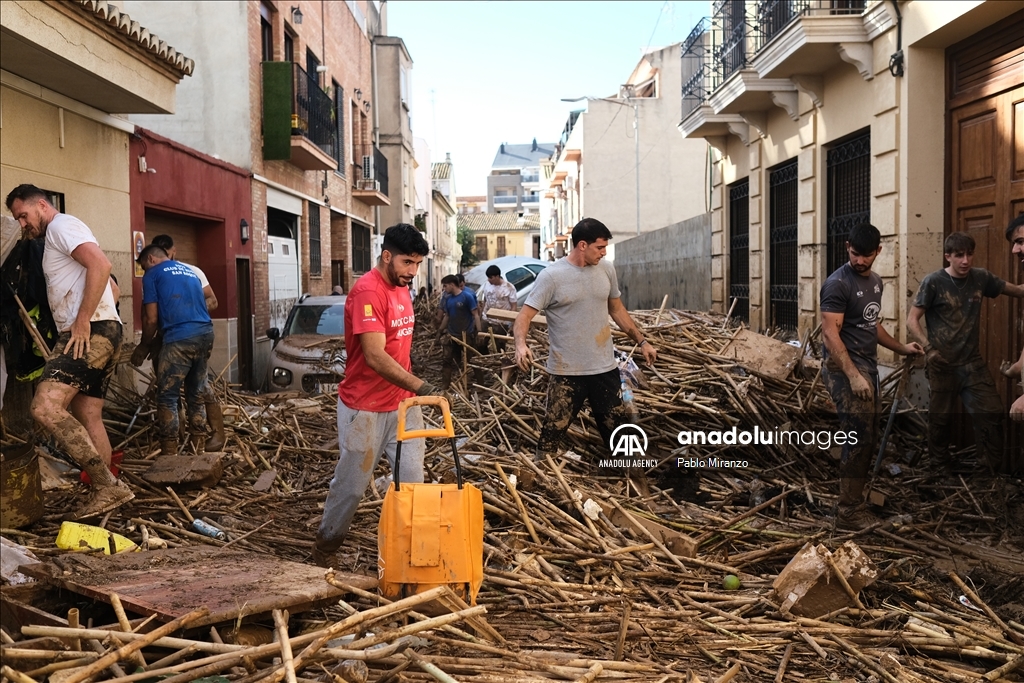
[362,155,374,180]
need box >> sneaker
[72,481,135,521]
[836,503,880,531]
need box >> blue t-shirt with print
[142,260,213,344]
[441,288,479,335]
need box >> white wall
[124,0,253,168]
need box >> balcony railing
[755,0,867,51]
[681,17,719,119]
[292,63,334,156]
[522,195,540,204]
[493,196,518,205]
[355,144,388,196]
[521,174,540,183]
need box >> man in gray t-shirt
[819,223,922,529]
[514,218,656,460]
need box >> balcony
[262,62,337,171]
[679,0,874,144]
[493,196,518,205]
[522,195,540,205]
[352,144,390,206]
[521,174,540,183]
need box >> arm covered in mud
[514,305,540,371]
[821,311,872,400]
[608,297,656,365]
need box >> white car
[265,295,346,394]
[462,256,550,304]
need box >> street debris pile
[2,304,1023,682]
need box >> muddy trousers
[155,330,214,443]
[536,369,625,458]
[926,358,1004,471]
[315,400,425,553]
[822,365,879,506]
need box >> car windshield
[285,304,345,336]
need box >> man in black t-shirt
[907,231,1024,472]
[820,223,923,529]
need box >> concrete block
[872,193,898,236]
[751,254,762,279]
[773,541,879,617]
[711,185,723,211]
[872,110,898,156]
[881,280,896,319]
[798,212,816,246]
[873,31,897,77]
[711,256,723,279]
[871,152,898,198]
[874,239,896,277]
[798,114,816,148]
[711,208,723,234]
[712,161,723,187]
[799,178,816,214]
[874,74,897,114]
[798,148,815,180]
[749,140,761,170]
[712,231,723,255]
[798,247,815,275]
[143,454,225,488]
[750,196,763,226]
[799,281,816,312]
[750,224,763,252]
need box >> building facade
[123,0,393,387]
[545,43,710,257]
[1,0,192,339]
[679,0,1023,453]
[459,213,541,263]
[375,36,417,232]
[487,141,555,215]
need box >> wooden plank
[598,502,697,558]
[485,308,546,327]
[20,547,376,630]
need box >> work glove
[415,381,443,397]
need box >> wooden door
[236,258,253,391]
[947,11,1024,469]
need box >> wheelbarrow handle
[397,396,455,440]
[394,396,464,491]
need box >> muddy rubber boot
[160,438,179,455]
[205,402,226,452]
[71,480,135,521]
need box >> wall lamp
[364,101,371,112]
[290,6,303,24]
[240,218,250,244]
[354,88,362,100]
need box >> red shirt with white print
[337,267,416,411]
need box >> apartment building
[122,0,394,387]
[1,0,192,338]
[545,44,710,258]
[679,0,1023,458]
[460,213,541,262]
[488,140,555,215]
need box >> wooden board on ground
[142,454,224,488]
[719,329,801,380]
[485,308,546,327]
[598,502,697,558]
[19,546,376,630]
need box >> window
[352,224,371,273]
[475,236,488,261]
[332,81,345,170]
[504,267,536,292]
[496,236,506,257]
[400,66,409,105]
[43,189,65,213]
[826,130,870,275]
[284,33,294,63]
[306,49,320,88]
[769,160,799,332]
[308,202,321,276]
[728,179,750,323]
[260,3,273,61]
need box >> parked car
[265,294,346,394]
[462,256,550,304]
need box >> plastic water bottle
[620,379,638,417]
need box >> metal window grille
[826,130,870,275]
[308,202,321,276]
[332,83,345,170]
[352,224,371,273]
[769,160,799,332]
[729,179,750,323]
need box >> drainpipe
[371,4,382,238]
[888,1,904,77]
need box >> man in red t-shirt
[313,224,439,567]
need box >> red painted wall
[128,128,252,332]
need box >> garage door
[144,210,199,265]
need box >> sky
[388,1,710,197]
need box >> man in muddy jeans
[133,244,215,455]
[820,223,923,530]
[907,231,1024,472]
[5,184,134,520]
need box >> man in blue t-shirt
[437,273,483,390]
[132,244,215,454]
